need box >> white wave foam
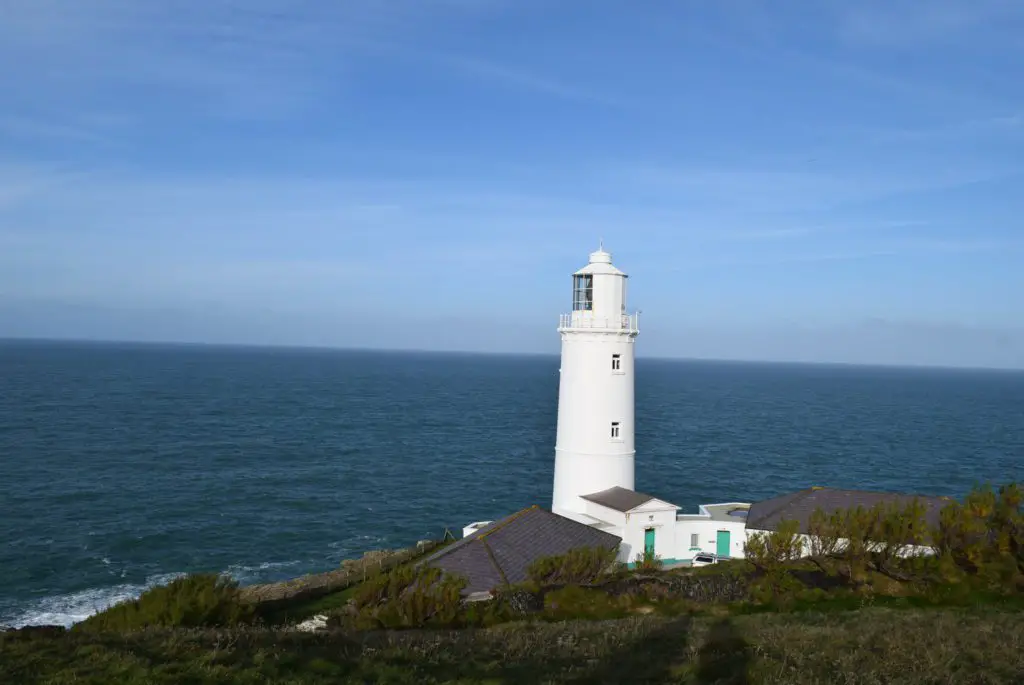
[3,560,305,629]
[1,573,184,629]
[225,560,301,583]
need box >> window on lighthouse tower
[572,274,593,311]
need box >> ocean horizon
[7,336,1024,373]
[2,338,1022,628]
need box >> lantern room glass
[572,274,593,311]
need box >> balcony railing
[558,312,639,334]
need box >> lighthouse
[551,244,640,520]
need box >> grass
[255,583,361,626]
[4,607,1023,683]
[254,539,458,626]
[10,539,1022,682]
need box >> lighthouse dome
[574,247,626,276]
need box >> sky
[0,0,1022,369]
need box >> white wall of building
[615,500,679,564]
[674,518,749,561]
[582,501,627,529]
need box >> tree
[932,487,995,575]
[806,508,843,573]
[835,506,875,583]
[992,483,1023,574]
[929,482,1024,584]
[743,519,802,572]
[870,499,928,580]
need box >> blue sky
[1,0,1022,368]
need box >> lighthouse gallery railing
[558,312,639,334]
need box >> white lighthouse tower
[551,244,640,520]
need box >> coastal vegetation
[3,482,1021,683]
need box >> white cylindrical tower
[551,245,640,519]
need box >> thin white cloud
[835,0,1024,47]
[846,114,1024,145]
[611,166,1005,214]
[0,0,508,120]
[0,0,602,124]
[417,52,622,105]
[0,117,108,143]
[661,238,1021,272]
[703,1,1014,113]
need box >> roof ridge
[478,505,539,540]
[816,486,951,502]
[748,488,816,528]
[419,507,540,565]
[480,537,510,589]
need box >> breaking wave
[2,560,304,629]
[1,572,185,629]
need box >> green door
[716,530,731,558]
[644,528,656,556]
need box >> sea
[1,339,1022,628]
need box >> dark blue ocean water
[1,339,1023,627]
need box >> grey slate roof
[420,506,621,595]
[746,487,954,535]
[580,486,661,512]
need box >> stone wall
[239,540,441,611]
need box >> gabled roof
[420,506,621,595]
[746,487,953,535]
[581,486,676,513]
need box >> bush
[931,483,1023,584]
[634,548,664,571]
[543,585,627,621]
[76,574,253,632]
[744,519,802,572]
[350,565,467,629]
[526,546,619,586]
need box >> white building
[464,245,752,566]
[459,244,954,575]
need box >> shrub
[806,508,843,573]
[350,565,467,629]
[526,546,619,586]
[76,574,253,632]
[744,519,802,572]
[869,499,929,579]
[543,585,627,621]
[633,548,664,571]
[931,483,1023,584]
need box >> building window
[572,274,593,311]
[610,421,620,439]
[690,533,699,548]
[611,354,621,371]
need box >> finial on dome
[588,241,612,264]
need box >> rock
[4,625,66,639]
[294,614,329,633]
[503,589,545,615]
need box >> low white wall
[746,529,936,560]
